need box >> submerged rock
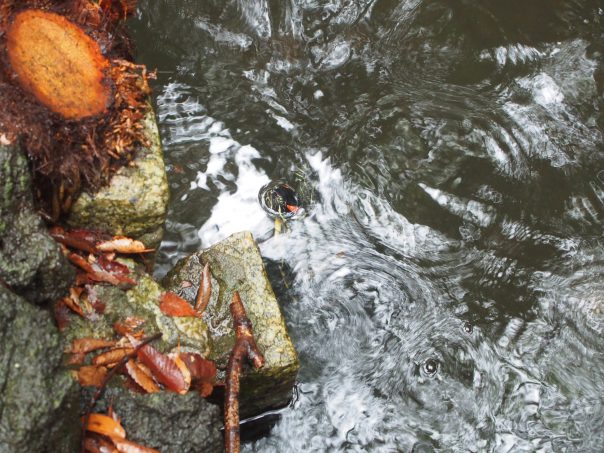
[67,109,169,249]
[163,231,300,417]
[0,286,80,452]
[0,142,74,304]
[86,388,223,453]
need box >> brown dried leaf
[125,359,159,393]
[54,298,72,330]
[68,338,116,354]
[92,348,134,367]
[49,226,106,254]
[180,353,217,382]
[85,413,126,439]
[159,292,200,318]
[77,366,108,387]
[136,344,188,394]
[194,263,212,313]
[169,353,191,391]
[66,352,86,366]
[113,317,146,336]
[108,437,160,453]
[96,236,152,254]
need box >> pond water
[131,1,604,451]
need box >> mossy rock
[67,108,169,249]
[0,142,74,304]
[61,261,211,357]
[163,231,300,417]
[0,286,80,452]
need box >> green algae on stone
[61,261,211,357]
[67,108,169,249]
[0,286,80,452]
[163,231,300,417]
[0,142,75,304]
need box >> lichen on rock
[67,109,169,249]
[163,231,300,417]
[0,142,75,304]
[0,286,80,452]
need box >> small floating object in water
[258,180,303,219]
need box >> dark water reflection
[132,1,604,450]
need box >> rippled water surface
[131,1,604,451]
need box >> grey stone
[86,388,223,453]
[0,142,75,304]
[67,109,169,250]
[163,231,300,417]
[0,286,80,453]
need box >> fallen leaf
[180,353,216,397]
[76,365,108,387]
[136,344,188,394]
[68,253,136,288]
[114,317,146,336]
[92,348,134,366]
[66,352,86,365]
[49,226,105,254]
[198,382,214,398]
[68,338,116,354]
[0,134,11,145]
[54,299,72,330]
[108,437,160,453]
[169,353,192,391]
[194,263,212,314]
[159,292,200,318]
[180,353,217,382]
[125,359,159,393]
[85,413,126,439]
[96,236,152,254]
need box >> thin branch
[224,292,265,453]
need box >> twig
[194,262,212,314]
[224,292,265,453]
[80,332,162,453]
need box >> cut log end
[6,9,112,120]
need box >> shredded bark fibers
[0,0,153,220]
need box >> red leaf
[68,253,137,288]
[180,353,217,382]
[159,292,200,318]
[136,344,188,394]
[50,226,106,254]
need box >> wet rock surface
[0,142,74,304]
[86,388,223,453]
[0,286,80,452]
[163,231,300,417]
[62,260,211,360]
[67,109,169,249]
